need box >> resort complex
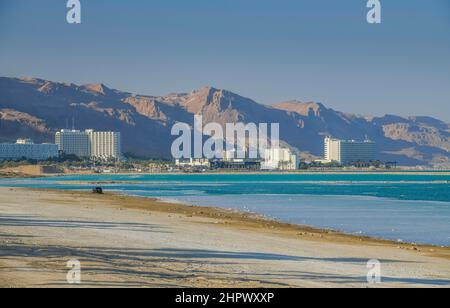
[0,129,123,162]
[175,147,299,171]
[0,131,383,171]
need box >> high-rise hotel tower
[56,129,122,160]
[324,137,375,165]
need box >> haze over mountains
[0,77,449,166]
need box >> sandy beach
[0,187,449,288]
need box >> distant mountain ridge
[0,77,449,166]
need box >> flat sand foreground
[0,187,449,288]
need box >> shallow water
[1,173,449,246]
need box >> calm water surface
[1,173,449,246]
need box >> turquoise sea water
[1,173,450,246]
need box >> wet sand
[0,187,449,288]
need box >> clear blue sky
[1,0,449,120]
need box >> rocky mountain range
[0,77,449,166]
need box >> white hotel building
[86,130,122,160]
[262,148,298,171]
[0,139,59,161]
[55,129,122,161]
[324,137,376,165]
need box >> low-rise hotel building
[175,158,211,168]
[0,139,59,161]
[262,148,298,170]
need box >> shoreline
[0,182,450,250]
[0,176,450,249]
[2,169,450,180]
[153,195,450,248]
[4,181,449,248]
[50,170,450,176]
[1,186,449,287]
[21,187,450,256]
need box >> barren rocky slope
[0,77,449,166]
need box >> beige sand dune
[0,187,449,288]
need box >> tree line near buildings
[300,160,396,170]
[0,149,395,172]
[0,153,172,170]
